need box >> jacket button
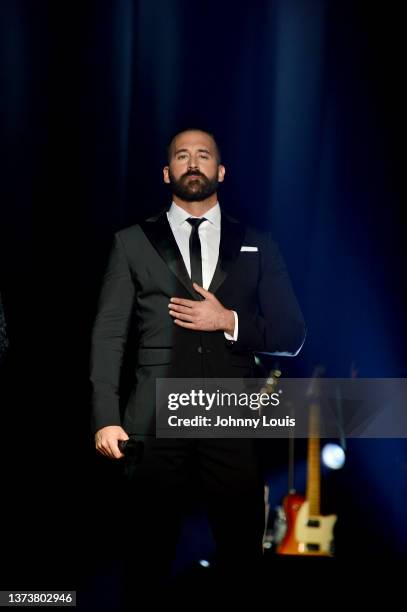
[206,348,211,354]
[197,346,203,353]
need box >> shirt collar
[168,201,221,229]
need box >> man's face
[163,130,225,202]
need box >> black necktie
[187,217,207,287]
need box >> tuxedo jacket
[90,208,306,435]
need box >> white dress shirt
[167,201,238,341]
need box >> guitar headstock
[306,364,325,400]
[259,367,282,394]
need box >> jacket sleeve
[90,233,135,433]
[227,233,306,356]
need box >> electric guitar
[277,367,337,556]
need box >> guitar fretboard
[306,402,321,516]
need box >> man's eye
[200,155,209,159]
[177,154,187,160]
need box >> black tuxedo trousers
[120,436,265,605]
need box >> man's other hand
[95,425,129,459]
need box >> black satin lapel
[208,212,246,295]
[139,211,197,299]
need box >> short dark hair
[167,128,222,164]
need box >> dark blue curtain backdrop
[1,0,406,593]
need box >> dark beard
[168,169,219,202]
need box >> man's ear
[163,166,170,184]
[218,164,226,183]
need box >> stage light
[321,443,345,469]
[198,560,210,568]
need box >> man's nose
[188,154,201,169]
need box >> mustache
[183,170,206,178]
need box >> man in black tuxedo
[90,129,306,602]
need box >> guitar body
[277,491,305,555]
[278,498,337,556]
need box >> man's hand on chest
[168,282,235,334]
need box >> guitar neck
[306,403,321,516]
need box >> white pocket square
[240,246,258,252]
